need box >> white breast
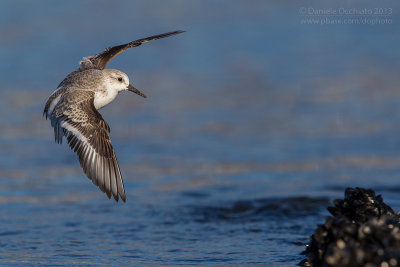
[93,89,119,109]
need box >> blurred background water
[0,0,399,266]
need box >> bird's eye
[118,77,123,82]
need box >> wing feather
[80,30,184,70]
[46,90,126,202]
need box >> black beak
[127,84,147,98]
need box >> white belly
[94,90,118,109]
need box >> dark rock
[300,187,400,267]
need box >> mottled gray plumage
[44,31,184,202]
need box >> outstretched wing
[49,90,126,202]
[80,30,184,70]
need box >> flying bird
[44,30,184,202]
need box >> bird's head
[105,69,147,98]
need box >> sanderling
[44,30,184,202]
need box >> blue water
[1,0,400,265]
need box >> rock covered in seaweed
[300,187,400,267]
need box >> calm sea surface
[0,1,400,266]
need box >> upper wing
[50,90,126,202]
[80,30,185,70]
